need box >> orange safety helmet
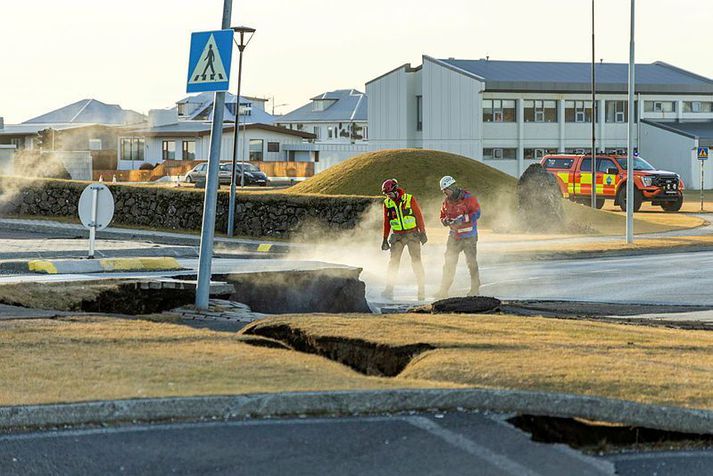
[381,178,399,195]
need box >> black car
[189,162,269,187]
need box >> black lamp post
[227,26,256,237]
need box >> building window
[267,142,280,153]
[88,139,102,150]
[161,140,175,160]
[683,101,713,113]
[483,148,517,160]
[482,99,516,122]
[524,100,557,123]
[565,101,595,123]
[249,139,263,161]
[362,125,368,140]
[9,138,25,149]
[524,148,558,161]
[313,126,321,139]
[120,138,145,162]
[327,126,335,139]
[644,101,676,113]
[182,140,196,160]
[605,101,628,123]
[416,95,423,131]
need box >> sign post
[187,3,234,311]
[698,146,709,212]
[78,183,115,259]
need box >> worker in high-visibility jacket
[436,175,481,298]
[381,178,427,301]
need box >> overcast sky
[2,0,711,123]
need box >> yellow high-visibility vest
[384,194,417,231]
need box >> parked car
[541,154,684,212]
[185,162,269,187]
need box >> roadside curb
[0,257,182,274]
[0,219,290,255]
[488,244,713,264]
[3,388,713,434]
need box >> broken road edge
[2,388,712,435]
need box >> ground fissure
[243,323,434,377]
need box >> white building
[117,93,318,170]
[367,56,713,188]
[277,89,369,172]
[117,109,315,170]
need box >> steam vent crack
[243,324,434,377]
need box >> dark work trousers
[386,233,425,292]
[439,235,480,295]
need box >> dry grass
[0,317,440,406]
[244,314,713,410]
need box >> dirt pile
[516,163,565,232]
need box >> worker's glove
[381,238,390,251]
[419,232,428,245]
[441,218,452,227]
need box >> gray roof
[278,89,367,123]
[23,99,146,125]
[434,57,713,94]
[0,123,106,137]
[643,120,713,143]
[124,121,315,139]
[177,93,275,124]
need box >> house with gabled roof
[367,56,713,188]
[277,89,368,142]
[0,98,146,151]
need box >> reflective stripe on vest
[384,194,417,231]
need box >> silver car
[184,162,232,184]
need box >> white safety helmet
[440,175,456,191]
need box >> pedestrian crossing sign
[186,29,234,93]
[698,147,709,160]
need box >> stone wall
[0,177,379,238]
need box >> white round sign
[78,183,115,231]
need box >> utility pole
[591,0,597,209]
[195,0,232,310]
[626,0,636,243]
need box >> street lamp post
[626,0,636,243]
[591,0,597,210]
[227,26,255,237]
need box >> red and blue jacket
[440,190,481,240]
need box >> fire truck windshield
[616,157,655,171]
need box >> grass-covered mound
[289,149,701,235]
[288,149,516,205]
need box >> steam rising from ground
[0,152,70,211]
[289,191,536,305]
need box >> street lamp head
[231,26,256,34]
[231,26,256,50]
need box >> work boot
[381,286,394,300]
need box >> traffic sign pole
[701,158,704,212]
[195,0,233,311]
[699,147,709,212]
[89,186,98,259]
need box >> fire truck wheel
[661,196,683,212]
[617,187,643,212]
